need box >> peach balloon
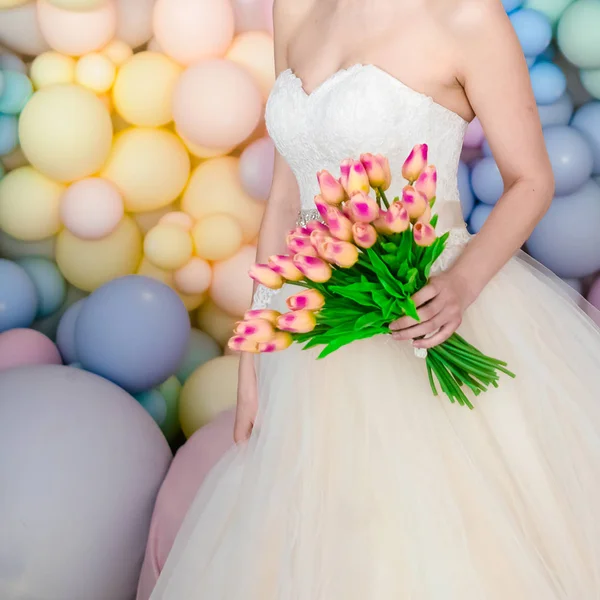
[226,32,275,101]
[75,52,116,93]
[30,51,76,89]
[209,244,255,317]
[231,0,274,33]
[177,130,234,160]
[101,39,132,66]
[191,214,243,262]
[60,177,124,240]
[146,37,162,53]
[0,329,62,373]
[195,298,237,348]
[0,0,29,8]
[0,2,51,56]
[159,211,194,231]
[133,202,178,235]
[115,0,154,49]
[45,0,108,9]
[37,0,117,56]
[239,136,274,201]
[173,257,212,295]
[173,59,263,149]
[144,223,193,271]
[153,0,235,66]
[181,156,264,243]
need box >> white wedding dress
[150,64,600,599]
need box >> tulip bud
[310,230,332,257]
[322,240,360,268]
[416,204,432,225]
[373,201,410,234]
[415,165,437,201]
[413,221,437,247]
[277,310,317,333]
[360,153,391,190]
[293,254,332,283]
[402,186,428,221]
[228,335,260,353]
[313,195,329,220]
[248,263,284,289]
[267,255,304,281]
[317,170,347,205]
[339,158,353,192]
[258,331,293,353]
[325,206,353,242]
[402,144,428,183]
[286,288,326,311]
[347,191,380,223]
[305,220,329,234]
[234,318,275,342]
[286,233,318,256]
[243,309,281,324]
[346,160,371,196]
[352,222,378,248]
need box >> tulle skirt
[149,251,600,599]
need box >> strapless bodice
[265,64,469,232]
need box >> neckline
[281,64,468,125]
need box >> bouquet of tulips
[229,145,514,408]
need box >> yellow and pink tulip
[258,331,293,353]
[286,288,326,311]
[415,165,437,202]
[402,144,428,184]
[243,309,281,324]
[360,153,391,190]
[352,222,378,248]
[322,240,360,268]
[268,255,304,281]
[325,206,354,242]
[347,192,380,223]
[317,170,347,205]
[277,310,317,333]
[248,264,284,289]
[234,318,275,342]
[373,201,410,234]
[228,335,260,353]
[287,233,318,256]
[402,186,428,221]
[293,254,332,282]
[413,221,437,247]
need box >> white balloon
[115,0,155,49]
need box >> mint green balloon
[157,375,182,443]
[558,0,600,68]
[580,67,600,98]
[524,0,575,26]
[0,70,33,115]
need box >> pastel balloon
[0,259,38,332]
[17,256,66,318]
[156,375,183,442]
[56,215,143,292]
[60,177,124,240]
[153,0,235,65]
[179,355,239,437]
[112,52,182,127]
[144,223,193,270]
[509,8,552,57]
[209,244,255,316]
[0,166,64,241]
[571,101,600,173]
[195,298,238,348]
[580,67,600,100]
[37,0,117,56]
[173,59,263,149]
[239,136,274,201]
[175,328,221,384]
[468,203,494,234]
[75,275,191,393]
[0,51,26,73]
[0,69,33,114]
[557,0,600,69]
[470,157,504,205]
[191,214,244,261]
[56,298,86,364]
[135,389,168,429]
[102,127,190,212]
[537,92,574,127]
[0,2,51,56]
[523,0,574,26]
[457,161,475,220]
[502,0,523,11]
[134,203,178,235]
[0,230,56,261]
[115,0,154,48]
[173,257,212,296]
[0,328,61,371]
[30,51,76,89]
[101,39,132,66]
[529,61,567,105]
[45,0,108,8]
[587,276,600,310]
[0,0,29,7]
[75,52,116,93]
[0,114,18,156]
[19,84,113,182]
[159,211,194,231]
[462,117,485,149]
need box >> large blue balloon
[468,203,494,234]
[537,92,574,127]
[75,275,191,394]
[56,298,87,365]
[0,259,38,333]
[510,9,552,57]
[544,125,594,195]
[503,0,523,13]
[529,61,567,105]
[16,257,67,319]
[571,101,600,175]
[470,157,504,205]
[457,161,475,220]
[527,179,600,277]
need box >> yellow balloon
[195,298,238,348]
[144,223,193,270]
[182,156,264,243]
[173,257,212,295]
[0,0,29,7]
[133,202,178,234]
[75,52,116,93]
[56,215,142,291]
[19,84,113,182]
[179,355,239,437]
[177,129,234,159]
[0,166,65,241]
[112,51,182,127]
[191,213,243,261]
[30,52,76,89]
[101,39,133,66]
[101,127,190,212]
[45,0,108,9]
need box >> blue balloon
[571,101,600,175]
[457,161,475,220]
[526,56,537,68]
[538,92,574,127]
[544,126,594,195]
[0,259,38,333]
[16,257,67,319]
[468,203,494,234]
[503,0,523,12]
[529,61,567,105]
[0,70,33,115]
[56,299,87,365]
[134,389,168,427]
[481,138,493,157]
[0,114,18,156]
[470,157,504,205]
[75,275,191,394]
[510,9,552,57]
[527,179,600,277]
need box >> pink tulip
[346,160,371,196]
[293,254,332,283]
[352,222,378,248]
[234,318,275,342]
[415,165,437,201]
[339,158,353,192]
[373,201,410,234]
[417,204,432,224]
[413,222,437,247]
[322,240,360,268]
[313,194,329,220]
[243,309,281,324]
[317,170,347,205]
[347,191,380,223]
[305,220,329,234]
[248,263,284,289]
[286,288,326,311]
[293,226,312,236]
[258,331,293,353]
[360,153,391,190]
[286,233,318,256]
[402,186,428,221]
[277,309,317,333]
[228,335,260,353]
[268,255,304,281]
[325,206,353,242]
[310,230,333,256]
[402,144,428,183]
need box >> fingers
[389,295,444,333]
[391,309,447,341]
[412,282,439,308]
[233,417,253,444]
[412,321,459,349]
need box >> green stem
[377,188,390,209]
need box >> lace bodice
[252,64,471,310]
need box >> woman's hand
[234,353,259,444]
[389,270,476,349]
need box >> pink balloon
[239,136,274,201]
[136,409,235,600]
[0,328,62,372]
[463,117,485,149]
[232,0,274,33]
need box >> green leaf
[381,241,398,253]
[430,213,439,228]
[395,297,420,321]
[396,261,409,280]
[326,287,378,307]
[355,311,387,330]
[371,289,390,308]
[317,327,386,359]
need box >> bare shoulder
[272,0,313,71]
[440,0,514,41]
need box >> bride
[150,0,600,597]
